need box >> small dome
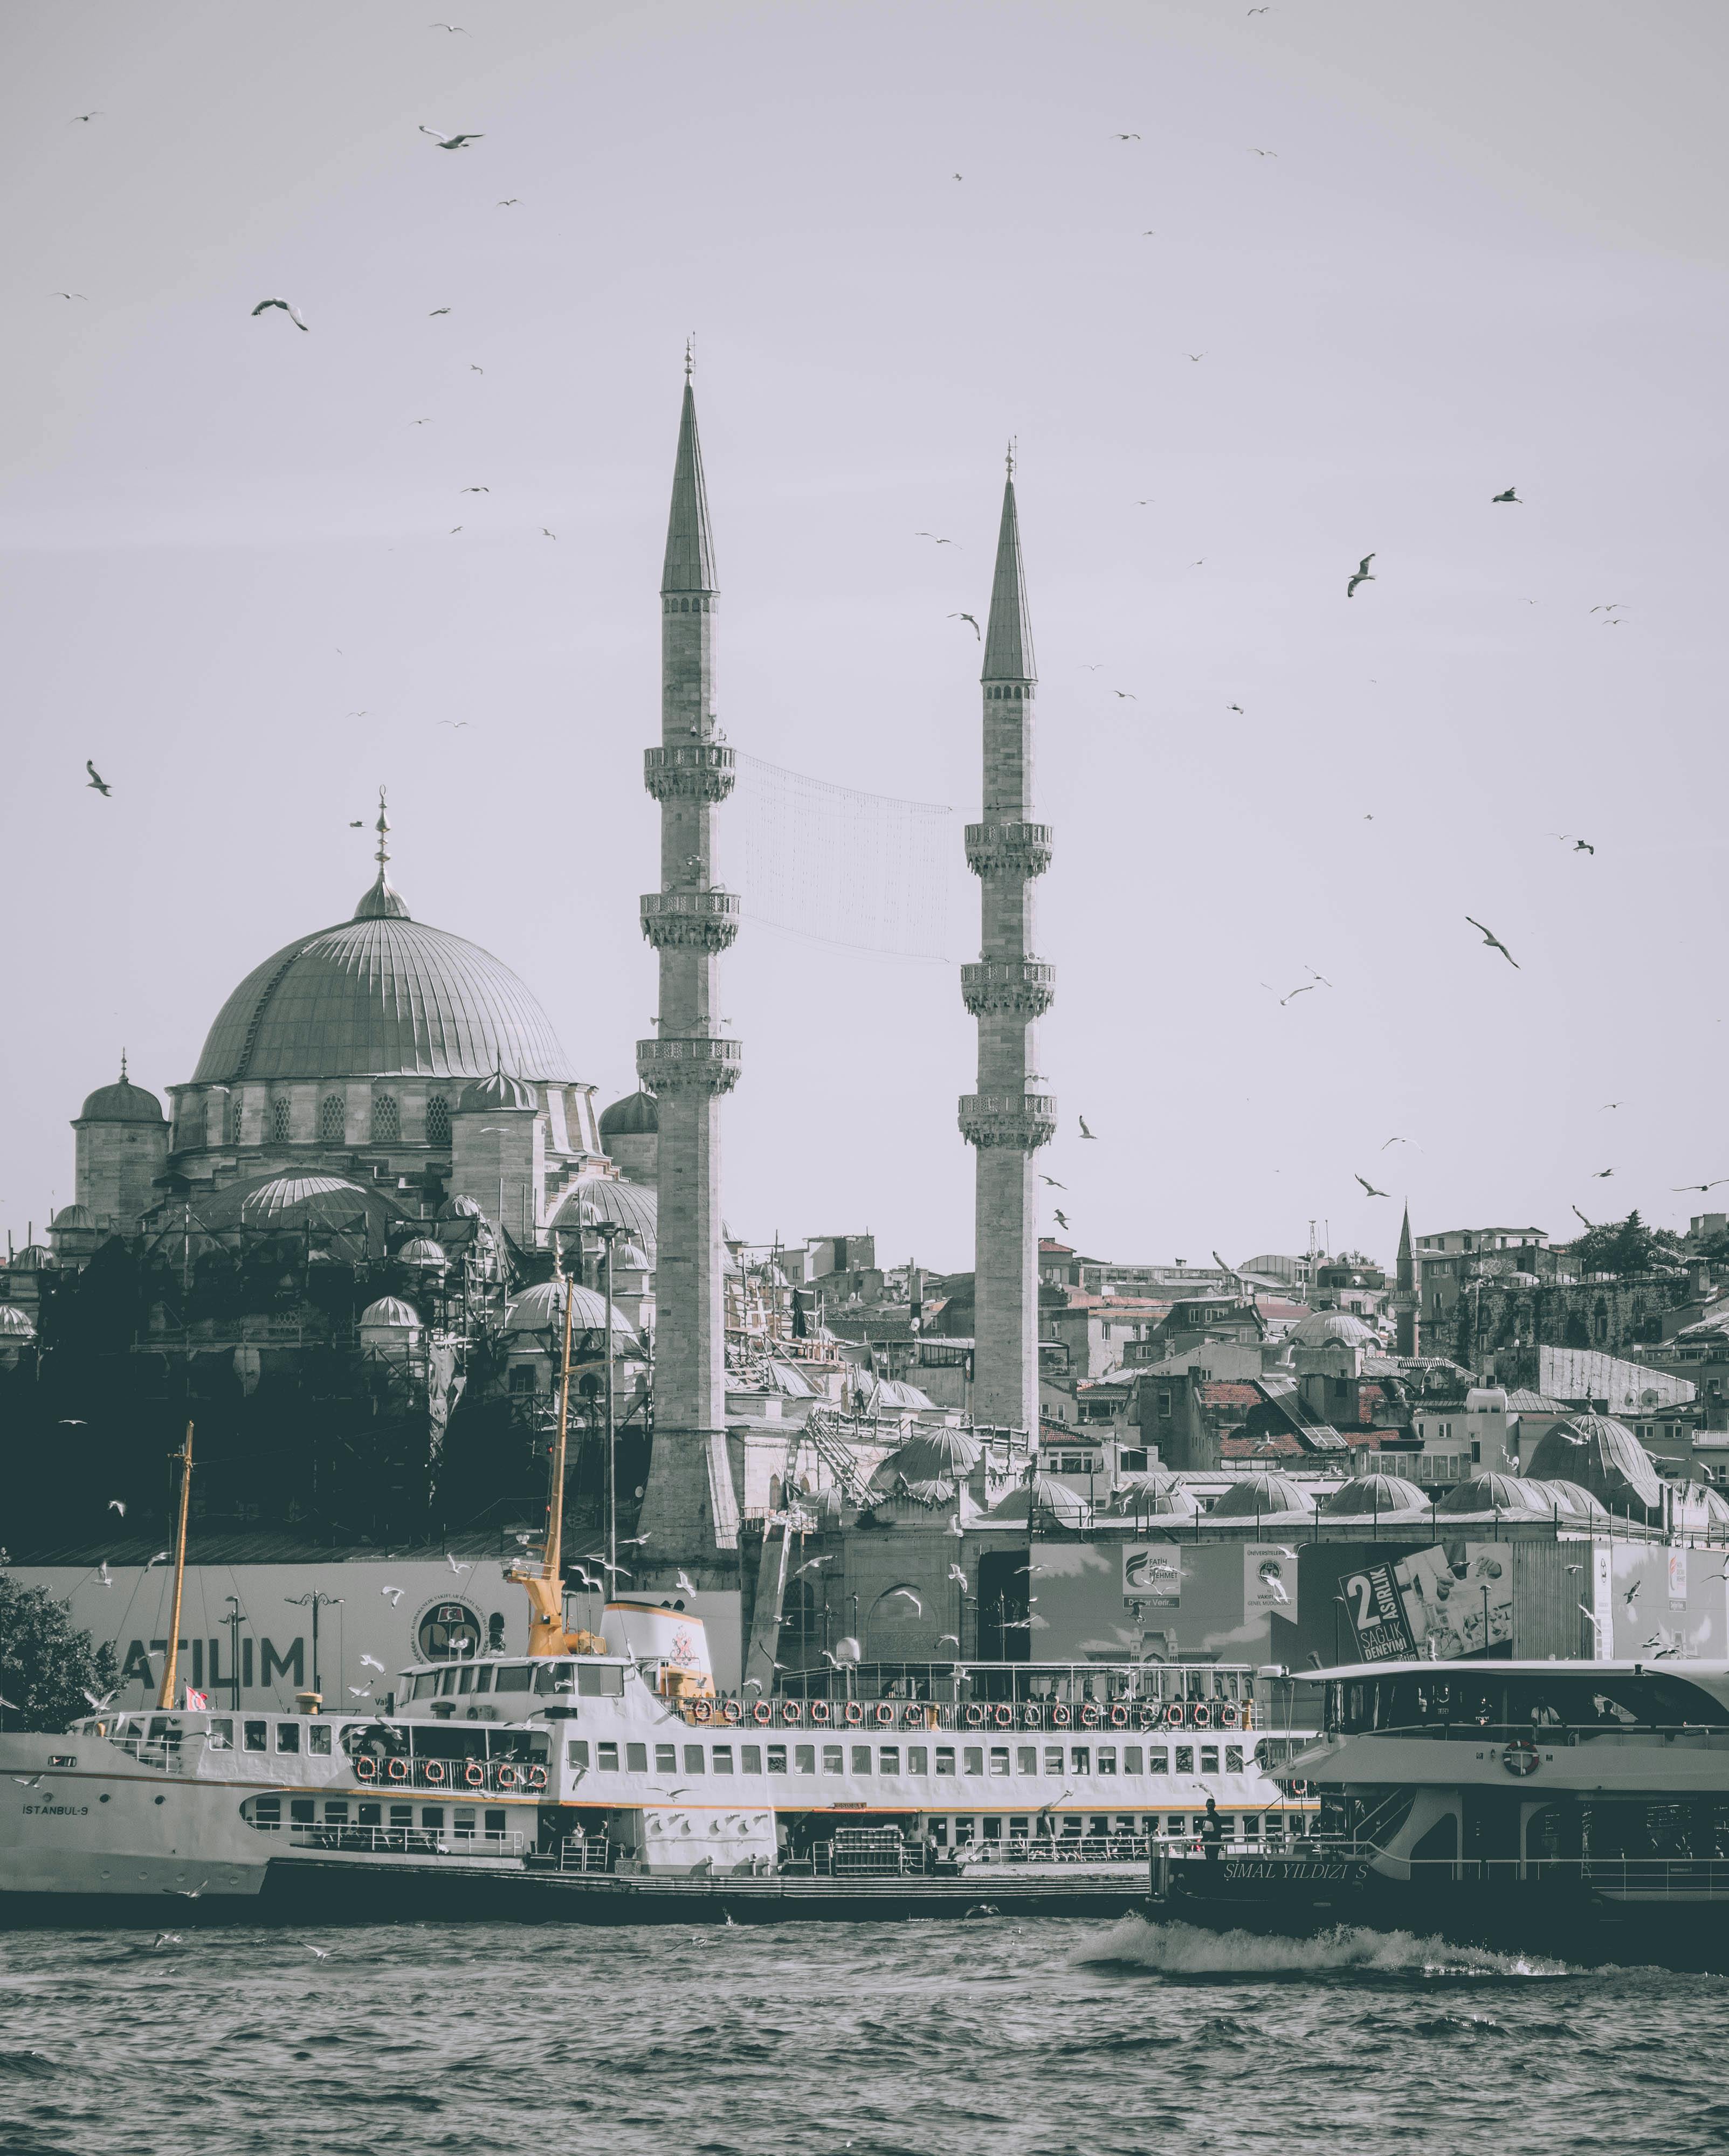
[982,1472,1092,1529]
[6,1245,57,1272]
[78,1076,166,1124]
[1110,1484,1202,1519]
[550,1175,658,1253]
[614,1239,651,1272]
[360,1295,421,1329]
[0,1305,37,1338]
[801,1485,848,1524]
[1291,1310,1373,1348]
[600,1089,659,1138]
[1209,1472,1315,1519]
[396,1236,447,1268]
[502,1280,638,1341]
[1319,1474,1429,1518]
[1525,1477,1609,1520]
[1525,1412,1663,1514]
[1434,1472,1545,1518]
[51,1204,95,1231]
[457,1069,538,1114]
[440,1193,487,1220]
[878,1428,981,1486]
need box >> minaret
[1394,1204,1418,1358]
[959,451,1057,1436]
[632,358,742,1578]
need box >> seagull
[888,1588,922,1613]
[1186,354,1204,363]
[1673,1179,1729,1193]
[794,1556,833,1576]
[428,308,452,316]
[1591,1168,1615,1179]
[619,1534,652,1547]
[1249,147,1278,156]
[1589,604,1623,615]
[428,21,470,31]
[419,127,484,149]
[1053,1209,1070,1230]
[819,1649,843,1669]
[70,111,102,122]
[469,364,484,373]
[1572,1206,1594,1231]
[497,198,519,206]
[10,1774,45,1789]
[459,485,490,493]
[86,761,112,796]
[445,1554,472,1574]
[51,291,87,301]
[965,1904,1000,1918]
[1354,1175,1390,1198]
[1079,1116,1098,1140]
[915,532,956,545]
[348,1687,371,1698]
[251,298,309,331]
[1112,690,1137,699]
[1491,487,1520,503]
[949,613,981,639]
[108,1499,125,1515]
[165,1880,209,1899]
[1039,1174,1066,1188]
[360,1655,384,1673]
[1572,839,1595,854]
[1228,703,1243,714]
[98,1564,113,1589]
[84,1687,116,1712]
[1279,983,1315,1006]
[938,1634,961,1649]
[674,1571,698,1595]
[437,720,469,729]
[1624,1579,1640,1605]
[947,1515,965,1538]
[1112,133,1142,141]
[1381,1136,1410,1150]
[152,1933,182,1950]
[597,1559,632,1578]
[947,1565,968,1585]
[307,1945,332,1960]
[542,528,557,539]
[1346,554,1375,597]
[1465,916,1519,968]
[147,1551,170,1567]
[381,1586,404,1605]
[58,1419,86,1427]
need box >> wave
[1073,1915,1575,1978]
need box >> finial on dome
[353,783,411,921]
[120,1047,128,1082]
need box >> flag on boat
[183,1687,208,1711]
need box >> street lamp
[284,1590,343,1700]
[224,1594,247,1712]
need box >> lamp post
[284,1591,343,1700]
[224,1594,247,1712]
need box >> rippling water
[3,1915,1727,2156]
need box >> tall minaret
[1394,1204,1418,1358]
[633,359,742,1577]
[960,451,1057,1436]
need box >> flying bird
[1591,1168,1615,1179]
[497,198,519,206]
[947,1515,965,1538]
[307,1946,332,1960]
[70,111,102,122]
[1572,1206,1594,1231]
[1624,1579,1640,1605]
[84,1687,116,1711]
[10,1774,44,1789]
[1354,1175,1390,1198]
[147,1551,170,1567]
[1346,554,1375,597]
[1491,487,1520,503]
[445,1554,471,1574]
[98,1564,112,1589]
[428,20,470,30]
[888,1588,923,1613]
[459,485,490,493]
[1186,354,1204,362]
[1248,147,1278,156]
[1465,916,1519,968]
[914,532,956,545]
[938,1634,961,1648]
[1112,690,1136,699]
[251,298,309,331]
[1572,839,1594,854]
[1228,703,1243,714]
[151,1933,182,1950]
[166,1880,209,1899]
[381,1586,404,1604]
[674,1571,698,1595]
[1053,1209,1070,1229]
[1381,1136,1409,1150]
[794,1555,832,1577]
[86,761,112,796]
[947,1564,968,1585]
[949,612,981,639]
[348,1687,371,1698]
[108,1498,125,1515]
[1079,1115,1098,1139]
[418,127,484,149]
[1112,133,1142,140]
[50,291,87,301]
[542,528,557,539]
[1279,983,1315,1006]
[359,1654,385,1673]
[1673,1178,1729,1193]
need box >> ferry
[1154,1658,1729,1965]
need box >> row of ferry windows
[255,1797,509,1833]
[407,1662,626,1701]
[931,1815,1280,1845]
[570,1740,1248,1778]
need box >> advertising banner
[1244,1545,1296,1616]
[1338,1561,1415,1661]
[1391,1544,1513,1658]
[1122,1545,1182,1606]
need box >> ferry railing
[542,1839,614,1874]
[276,1822,527,1857]
[1176,1844,1729,1897]
[1322,1720,1729,1746]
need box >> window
[767,1746,787,1774]
[373,1095,399,1141]
[1124,1746,1143,1775]
[320,1094,346,1143]
[309,1724,331,1754]
[453,1811,476,1840]
[684,1745,705,1774]
[935,1748,956,1777]
[983,1816,1003,1842]
[277,1723,300,1753]
[851,1745,872,1774]
[457,1667,474,1695]
[290,1798,314,1823]
[1071,1747,1090,1775]
[1243,1815,1260,1837]
[425,1095,451,1145]
[252,1796,281,1825]
[954,1817,976,1846]
[484,1809,506,1836]
[422,1808,444,1831]
[495,1665,533,1692]
[1044,1746,1064,1775]
[1097,1748,1117,1776]
[439,1669,458,1696]
[271,1098,292,1142]
[323,1800,349,1823]
[655,1744,677,1774]
[963,1747,984,1776]
[360,1802,382,1826]
[908,1746,928,1775]
[795,1745,815,1774]
[625,1743,647,1772]
[989,1748,1010,1778]
[508,1366,537,1395]
[880,1747,901,1775]
[1018,1746,1038,1774]
[713,1747,734,1774]
[389,1805,413,1828]
[1200,1746,1219,1774]
[567,1741,589,1769]
[533,1663,577,1698]
[741,1746,762,1774]
[474,1667,493,1694]
[207,1720,232,1750]
[1225,1747,1244,1774]
[1175,1745,1193,1774]
[597,1743,618,1771]
[576,1666,624,1697]
[822,1746,843,1774]
[1158,1391,1172,1418]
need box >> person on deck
[1200,1798,1225,1862]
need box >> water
[2,1915,1725,2156]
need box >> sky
[3,0,1728,1275]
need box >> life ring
[526,1764,548,1791]
[692,1699,713,1724]
[496,1764,520,1789]
[387,1756,410,1781]
[810,1699,831,1725]
[873,1702,894,1726]
[1079,1704,1100,1730]
[1192,1704,1212,1730]
[904,1704,926,1729]
[1052,1703,1072,1729]
[356,1755,377,1781]
[464,1759,485,1787]
[843,1701,863,1727]
[1164,1702,1185,1726]
[752,1699,772,1724]
[1137,1705,1159,1731]
[1109,1704,1129,1729]
[1220,1703,1239,1729]
[721,1700,742,1725]
[781,1700,803,1725]
[993,1703,1013,1729]
[423,1759,447,1784]
[1023,1704,1042,1729]
[963,1703,985,1729]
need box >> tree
[0,1575,119,1731]
[1568,1210,1677,1277]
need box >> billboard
[1338,1544,1514,1662]
[1122,1545,1182,1606]
[1243,1545,1296,1617]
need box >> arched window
[271,1098,292,1142]
[425,1095,451,1145]
[320,1094,346,1144]
[373,1094,399,1142]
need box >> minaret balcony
[644,744,736,802]
[640,890,741,952]
[958,1091,1059,1152]
[637,1035,743,1096]
[960,960,1056,1018]
[965,821,1053,879]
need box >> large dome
[191,888,570,1085]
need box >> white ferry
[1155,1658,1729,1963]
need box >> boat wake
[1073,1914,1575,1979]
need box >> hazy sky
[4,0,1728,1274]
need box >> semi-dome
[395,1236,447,1268]
[191,875,570,1085]
[457,1069,538,1114]
[0,1304,37,1338]
[1525,1477,1609,1520]
[1291,1310,1373,1348]
[360,1296,421,1329]
[1209,1472,1315,1519]
[78,1075,166,1124]
[502,1280,638,1340]
[878,1428,981,1485]
[982,1471,1092,1529]
[1318,1474,1429,1518]
[199,1171,398,1235]
[599,1090,658,1138]
[440,1193,486,1220]
[1434,1472,1546,1519]
[550,1176,658,1252]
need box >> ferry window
[453,1811,476,1839]
[577,1666,625,1697]
[244,1720,267,1751]
[457,1667,474,1694]
[963,1747,984,1776]
[597,1743,619,1771]
[495,1665,533,1693]
[309,1725,331,1754]
[1010,1816,1030,1838]
[684,1745,705,1774]
[290,1798,314,1823]
[485,1811,506,1836]
[1070,1747,1090,1774]
[713,1747,735,1774]
[533,1663,576,1697]
[1124,1747,1142,1774]
[252,1797,280,1824]
[852,1745,872,1774]
[1018,1746,1038,1774]
[568,1742,590,1769]
[908,1746,928,1775]
[767,1746,788,1774]
[1060,1815,1083,1839]
[277,1723,301,1753]
[795,1746,815,1773]
[954,1817,976,1846]
[324,1801,349,1822]
[1200,1746,1219,1774]
[989,1748,1010,1778]
[880,1747,901,1775]
[626,1744,648,1772]
[1044,1747,1063,1775]
[359,1803,381,1826]
[474,1667,493,1693]
[741,1746,762,1773]
[1167,1814,1187,1835]
[1150,1749,1168,1773]
[1175,1745,1194,1774]
[930,1819,949,1847]
[207,1719,232,1750]
[439,1669,459,1697]
[935,1748,956,1776]
[1243,1816,1260,1838]
[1097,1748,1117,1776]
[410,1673,436,1699]
[655,1744,677,1774]
[1225,1746,1244,1774]
[983,1816,1003,1842]
[390,1806,413,1828]
[814,1745,837,1774]
[422,1808,444,1830]
[1216,1816,1237,1837]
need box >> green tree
[0,1575,119,1731]
[1568,1210,1673,1277]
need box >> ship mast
[510,1258,577,1657]
[155,1421,194,1711]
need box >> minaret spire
[661,360,716,597]
[1394,1203,1418,1358]
[960,454,1056,1438]
[354,784,409,920]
